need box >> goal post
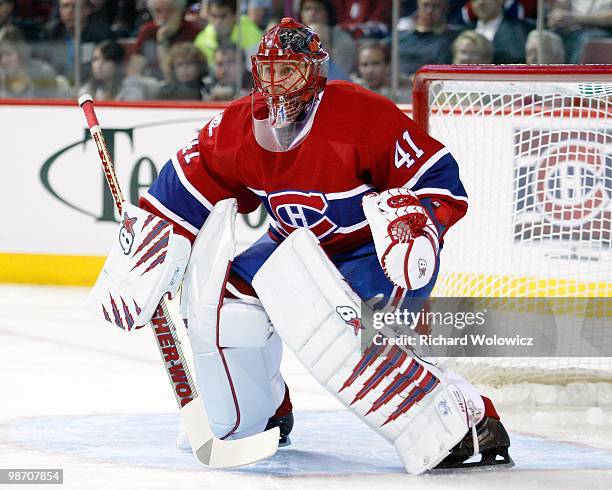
[412,65,612,397]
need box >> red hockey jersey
[141,81,467,255]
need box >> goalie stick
[77,94,279,468]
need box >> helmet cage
[252,54,327,126]
[251,18,329,128]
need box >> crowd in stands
[0,0,610,102]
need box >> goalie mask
[251,18,329,152]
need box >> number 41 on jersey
[395,130,424,169]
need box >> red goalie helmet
[251,18,329,130]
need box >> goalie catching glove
[86,202,191,330]
[362,189,439,290]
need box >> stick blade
[180,397,280,468]
[207,426,280,468]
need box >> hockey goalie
[87,18,512,474]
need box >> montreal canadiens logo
[268,190,338,239]
[535,141,610,227]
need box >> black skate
[434,416,514,471]
[265,411,294,447]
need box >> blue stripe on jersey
[410,152,468,199]
[148,160,211,231]
[326,189,371,229]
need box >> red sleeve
[139,114,260,242]
[197,115,261,215]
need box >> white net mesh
[421,73,612,391]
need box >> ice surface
[1,285,612,490]
[4,412,612,474]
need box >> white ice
[1,285,612,490]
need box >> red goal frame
[412,64,612,132]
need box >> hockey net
[412,65,612,405]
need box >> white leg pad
[252,229,483,474]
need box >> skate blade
[431,454,515,474]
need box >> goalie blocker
[252,228,512,474]
[86,203,191,330]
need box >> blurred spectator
[12,0,53,23]
[205,42,252,100]
[451,29,493,63]
[525,28,565,64]
[299,0,356,75]
[398,0,466,29]
[41,0,114,82]
[184,0,207,29]
[194,0,262,68]
[308,22,350,80]
[80,39,126,98]
[199,0,272,29]
[130,0,156,34]
[245,0,272,29]
[80,39,159,100]
[277,0,297,18]
[87,0,139,37]
[351,40,411,102]
[468,0,533,63]
[352,41,387,89]
[461,0,538,23]
[267,0,286,19]
[157,41,208,99]
[0,0,46,41]
[0,25,72,98]
[398,0,461,77]
[547,0,612,64]
[130,0,201,80]
[332,0,391,38]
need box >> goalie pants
[229,233,438,310]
